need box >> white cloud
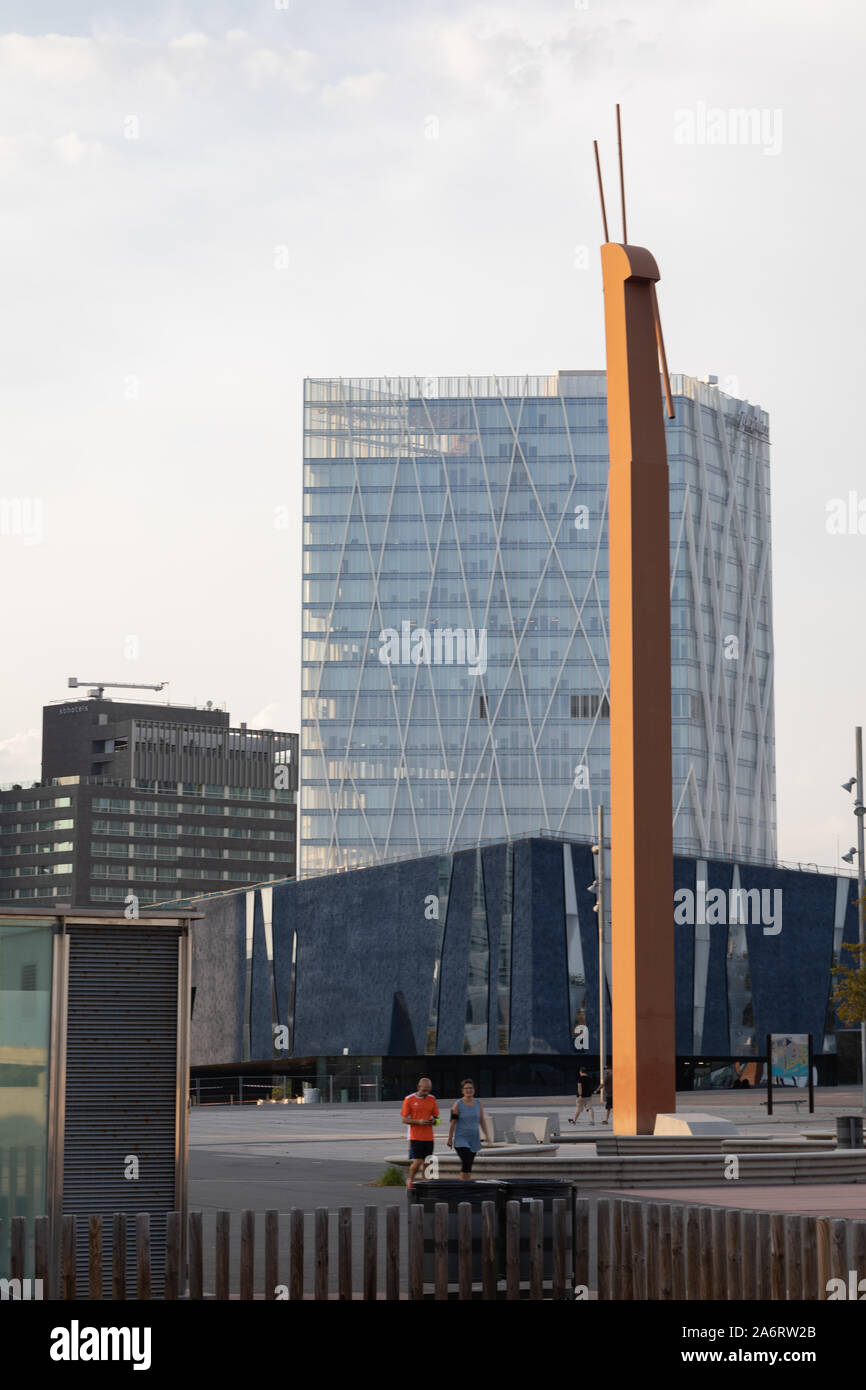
[0,729,41,783]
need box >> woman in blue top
[447,1078,492,1179]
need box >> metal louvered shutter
[63,926,180,1297]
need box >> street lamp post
[856,729,866,1113]
[842,727,866,1113]
[592,806,607,1111]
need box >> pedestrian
[601,1066,613,1124]
[568,1066,596,1125]
[447,1078,492,1179]
[401,1076,439,1188]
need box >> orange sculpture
[596,110,677,1133]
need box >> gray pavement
[187,1089,864,1295]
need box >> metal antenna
[616,104,628,243]
[593,140,610,243]
[650,282,675,419]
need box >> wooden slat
[505,1200,520,1300]
[597,1197,612,1300]
[815,1216,831,1301]
[481,1200,497,1302]
[659,1202,673,1300]
[770,1212,786,1301]
[385,1206,400,1302]
[164,1211,180,1301]
[756,1212,771,1298]
[458,1202,472,1301]
[728,1206,739,1301]
[552,1198,566,1301]
[434,1202,448,1301]
[631,1201,647,1300]
[698,1206,713,1301]
[240,1210,255,1301]
[784,1214,802,1300]
[613,1198,624,1299]
[216,1211,230,1301]
[850,1221,866,1300]
[685,1205,700,1301]
[61,1215,76,1301]
[188,1211,203,1301]
[408,1203,424,1301]
[290,1208,304,1301]
[136,1213,151,1301]
[830,1217,849,1288]
[88,1215,103,1300]
[34,1215,50,1300]
[529,1199,543,1302]
[10,1215,25,1281]
[670,1204,685,1299]
[645,1202,660,1300]
[575,1196,590,1296]
[265,1210,279,1301]
[314,1208,328,1301]
[338,1207,352,1302]
[363,1206,377,1302]
[801,1214,817,1300]
[711,1207,726,1299]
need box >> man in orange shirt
[401,1076,439,1187]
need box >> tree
[832,941,866,1026]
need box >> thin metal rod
[593,140,610,243]
[616,103,627,243]
[650,282,675,420]
[855,726,866,1114]
[597,805,606,1118]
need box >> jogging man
[401,1076,439,1187]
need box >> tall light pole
[591,806,607,1107]
[843,728,866,1111]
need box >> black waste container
[407,1181,502,1297]
[836,1116,864,1148]
[498,1179,575,1294]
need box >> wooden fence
[596,1198,866,1299]
[2,1196,865,1299]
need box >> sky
[0,0,864,869]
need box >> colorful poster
[770,1033,809,1082]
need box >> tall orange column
[602,242,676,1134]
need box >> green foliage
[831,941,866,1026]
[370,1165,406,1187]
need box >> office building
[301,372,775,874]
[0,698,298,908]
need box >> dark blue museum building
[185,836,862,1098]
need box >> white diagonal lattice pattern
[301,374,775,876]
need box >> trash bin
[836,1116,864,1148]
[340,1089,349,1104]
[497,1179,575,1293]
[407,1181,502,1297]
[302,1087,320,1104]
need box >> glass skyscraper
[301,372,775,875]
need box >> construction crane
[68,677,169,700]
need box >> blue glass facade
[190,840,858,1072]
[301,373,775,875]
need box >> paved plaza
[188,1087,866,1295]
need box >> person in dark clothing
[569,1066,597,1125]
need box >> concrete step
[385,1150,866,1185]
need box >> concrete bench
[487,1112,559,1144]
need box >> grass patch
[368,1164,406,1187]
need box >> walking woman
[447,1078,492,1179]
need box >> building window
[570,693,610,719]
